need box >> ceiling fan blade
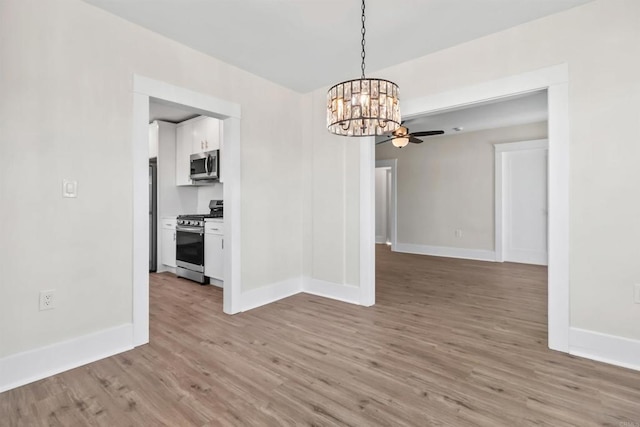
[409,136,423,144]
[410,130,445,137]
[376,137,395,145]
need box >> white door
[375,167,390,244]
[503,147,548,265]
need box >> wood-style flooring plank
[1,245,640,426]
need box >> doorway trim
[361,64,570,352]
[494,139,549,263]
[375,159,398,250]
[132,75,242,347]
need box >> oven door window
[176,230,204,266]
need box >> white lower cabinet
[161,219,177,268]
[205,220,224,281]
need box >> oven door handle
[176,226,204,234]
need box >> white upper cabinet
[191,116,220,154]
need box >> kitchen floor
[2,246,640,425]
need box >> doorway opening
[132,75,242,347]
[365,64,570,352]
[374,159,397,250]
[375,167,391,245]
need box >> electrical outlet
[39,290,55,311]
[635,284,640,304]
[455,229,463,238]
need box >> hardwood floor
[2,245,640,426]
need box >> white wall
[308,0,640,341]
[376,122,547,251]
[302,89,361,287]
[0,0,304,358]
[196,184,224,214]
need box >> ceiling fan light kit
[377,127,446,146]
[392,136,410,148]
[327,0,401,137]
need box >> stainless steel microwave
[190,150,219,181]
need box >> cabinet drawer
[161,218,177,230]
[205,220,224,234]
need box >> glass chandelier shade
[326,0,401,137]
[327,78,400,136]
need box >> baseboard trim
[569,327,640,372]
[503,249,548,266]
[395,243,497,262]
[303,278,361,305]
[0,323,134,393]
[240,277,302,312]
[375,235,386,244]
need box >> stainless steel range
[176,200,223,284]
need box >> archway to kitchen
[132,75,242,347]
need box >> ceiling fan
[377,125,444,148]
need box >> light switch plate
[63,179,77,198]
[634,284,640,304]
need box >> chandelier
[327,0,401,136]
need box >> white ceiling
[83,0,593,93]
[375,90,548,144]
[149,99,199,123]
[403,90,548,137]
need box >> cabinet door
[191,117,220,153]
[204,234,224,280]
[176,123,193,186]
[161,228,177,268]
[192,118,206,154]
[203,117,220,151]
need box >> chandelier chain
[360,0,366,78]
